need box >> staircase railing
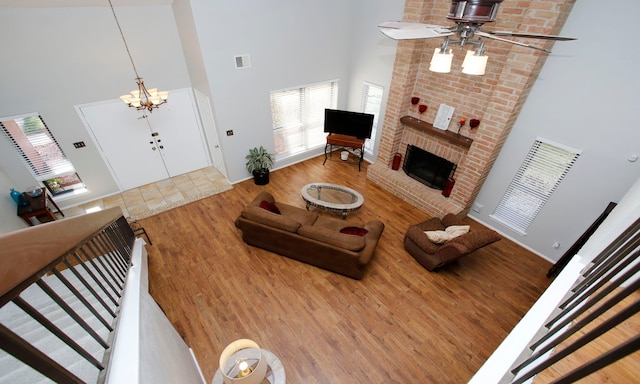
[0,207,134,383]
[508,216,640,383]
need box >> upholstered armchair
[404,214,501,271]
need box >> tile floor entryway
[62,167,232,221]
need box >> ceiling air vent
[234,54,251,69]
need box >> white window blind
[270,80,338,157]
[490,137,581,234]
[362,82,383,154]
[1,113,84,195]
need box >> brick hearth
[368,162,463,218]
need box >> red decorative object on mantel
[411,96,420,105]
[418,104,428,114]
[469,119,481,129]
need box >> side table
[323,133,365,171]
[17,187,65,226]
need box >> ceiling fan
[378,0,576,75]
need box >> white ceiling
[0,0,172,7]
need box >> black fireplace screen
[402,144,456,190]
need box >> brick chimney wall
[368,0,574,218]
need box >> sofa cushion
[340,226,369,236]
[298,225,366,251]
[313,215,363,232]
[241,206,302,233]
[259,200,281,214]
[276,204,318,226]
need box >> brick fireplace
[367,0,574,218]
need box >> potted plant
[246,146,275,185]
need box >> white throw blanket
[424,225,470,244]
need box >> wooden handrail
[0,207,123,298]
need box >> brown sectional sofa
[235,191,384,279]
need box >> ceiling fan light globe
[461,53,488,75]
[429,48,453,73]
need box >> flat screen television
[324,109,374,139]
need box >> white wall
[469,0,640,262]
[0,167,29,231]
[189,0,352,183]
[0,5,192,211]
[188,0,404,183]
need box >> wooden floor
[139,156,553,383]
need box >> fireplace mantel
[400,116,473,149]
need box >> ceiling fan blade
[476,31,550,53]
[486,31,576,41]
[378,21,453,40]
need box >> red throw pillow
[340,226,369,236]
[259,200,281,214]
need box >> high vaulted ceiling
[0,0,172,7]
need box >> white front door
[79,100,169,190]
[145,89,211,177]
[78,88,212,191]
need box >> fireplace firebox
[402,144,456,190]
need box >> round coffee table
[301,183,364,219]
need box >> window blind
[1,114,80,185]
[270,80,338,157]
[490,137,581,234]
[362,82,383,154]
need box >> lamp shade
[219,339,268,384]
[461,50,488,75]
[429,48,453,73]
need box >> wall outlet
[472,203,483,213]
[226,130,234,136]
[73,141,86,148]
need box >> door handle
[152,147,157,151]
[159,145,164,149]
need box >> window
[1,113,84,196]
[361,82,383,154]
[270,80,338,158]
[490,137,581,234]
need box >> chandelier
[108,0,167,113]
